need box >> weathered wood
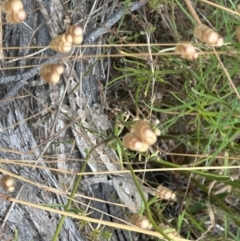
[0,103,85,241]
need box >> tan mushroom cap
[122,133,149,152]
[2,0,23,12]
[2,175,14,187]
[39,64,64,84]
[6,9,26,23]
[67,25,83,44]
[130,120,157,145]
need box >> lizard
[61,63,150,213]
[0,0,153,213]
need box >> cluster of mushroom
[130,214,182,238]
[122,120,160,152]
[194,24,224,47]
[1,0,26,24]
[39,63,64,84]
[1,175,15,192]
[39,25,83,84]
[175,24,224,61]
[130,214,152,230]
[48,25,83,53]
[155,184,176,201]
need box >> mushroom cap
[72,36,83,45]
[64,33,73,43]
[194,24,224,47]
[46,73,61,84]
[7,186,15,192]
[40,64,63,84]
[49,33,73,52]
[54,64,64,75]
[206,31,219,44]
[72,26,83,36]
[2,0,24,13]
[216,37,224,47]
[122,133,149,152]
[60,42,72,52]
[67,26,83,44]
[1,175,14,187]
[5,9,26,24]
[17,9,26,21]
[130,120,157,145]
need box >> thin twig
[83,0,148,44]
[184,0,201,24]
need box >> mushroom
[39,63,64,84]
